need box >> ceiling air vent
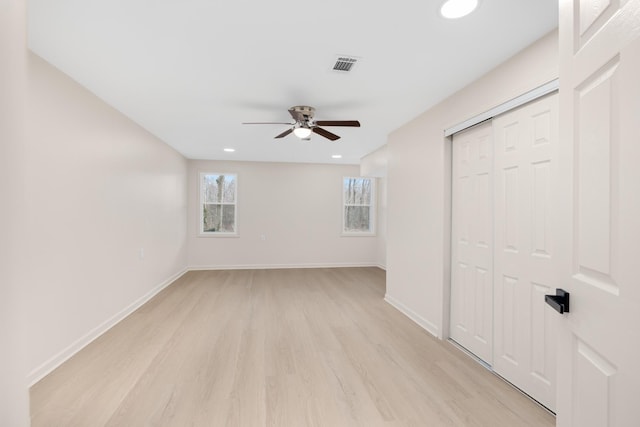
[333,56,358,72]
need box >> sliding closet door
[492,93,559,411]
[450,121,493,364]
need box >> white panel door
[493,93,559,411]
[557,0,640,425]
[450,121,493,363]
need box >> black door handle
[545,288,570,314]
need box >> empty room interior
[3,0,640,426]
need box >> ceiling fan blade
[312,127,340,141]
[242,122,294,125]
[274,128,293,139]
[315,120,360,127]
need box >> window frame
[342,176,376,236]
[199,172,238,237]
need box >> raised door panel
[576,58,618,288]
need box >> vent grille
[333,56,358,72]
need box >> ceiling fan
[242,105,360,141]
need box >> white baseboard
[377,264,387,271]
[27,268,188,387]
[384,294,439,338]
[188,262,379,271]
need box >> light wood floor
[31,268,555,426]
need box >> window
[200,173,237,235]
[343,176,375,234]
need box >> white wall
[361,145,388,269]
[376,177,387,269]
[24,53,189,385]
[0,0,31,424]
[188,160,379,269]
[2,2,189,416]
[385,30,558,338]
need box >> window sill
[198,232,239,238]
[341,232,377,237]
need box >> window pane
[203,175,220,203]
[203,204,235,233]
[203,203,221,232]
[344,177,356,204]
[204,174,236,203]
[359,178,372,205]
[344,177,371,205]
[221,205,236,232]
[344,206,371,232]
[223,175,236,203]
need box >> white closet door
[450,121,493,364]
[493,93,559,411]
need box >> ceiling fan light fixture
[440,0,478,19]
[293,126,312,139]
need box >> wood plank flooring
[30,268,555,426]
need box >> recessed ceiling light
[440,0,478,19]
[223,148,235,152]
[331,154,342,159]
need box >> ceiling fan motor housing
[289,105,315,123]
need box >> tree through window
[343,177,375,234]
[200,173,237,234]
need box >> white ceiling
[27,0,558,165]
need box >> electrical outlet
[139,248,145,260]
[260,234,266,241]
